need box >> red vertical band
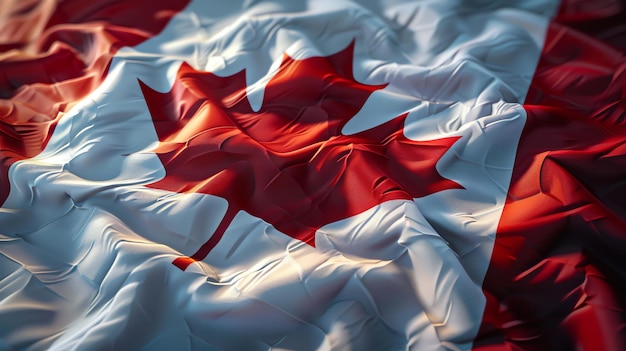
[0,0,190,205]
[474,1,626,349]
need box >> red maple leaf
[139,42,461,270]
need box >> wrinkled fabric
[8,0,619,350]
[475,0,626,350]
[0,0,191,205]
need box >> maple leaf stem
[172,205,239,271]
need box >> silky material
[3,0,624,350]
[475,0,626,349]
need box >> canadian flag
[0,0,624,350]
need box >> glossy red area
[474,5,626,350]
[0,0,190,205]
[556,0,626,51]
[140,42,461,270]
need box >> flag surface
[0,0,624,350]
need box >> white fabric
[0,0,559,350]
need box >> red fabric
[474,1,626,350]
[556,0,626,51]
[139,43,461,270]
[0,0,190,205]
